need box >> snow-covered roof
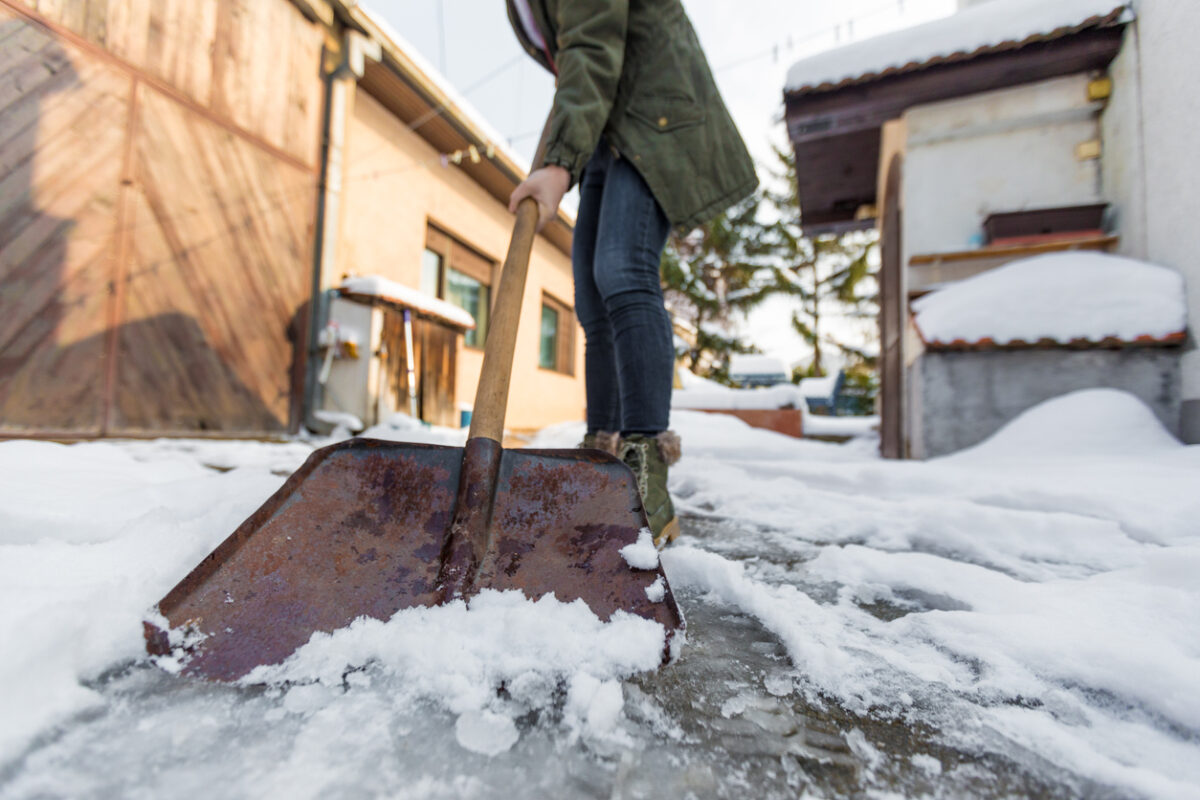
[798,375,839,399]
[786,0,1132,94]
[729,354,789,377]
[339,275,476,330]
[912,252,1187,349]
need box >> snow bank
[949,388,1181,460]
[912,252,1187,346]
[786,0,1132,91]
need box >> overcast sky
[364,0,957,368]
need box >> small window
[425,224,495,349]
[539,305,559,370]
[447,268,489,348]
[539,294,574,374]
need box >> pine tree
[757,144,879,380]
[660,193,777,381]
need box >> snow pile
[340,275,476,330]
[949,388,1182,460]
[786,0,1132,91]
[0,440,288,763]
[243,590,666,754]
[912,252,1187,345]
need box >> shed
[781,0,1200,456]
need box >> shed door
[381,312,458,427]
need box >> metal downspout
[302,30,379,435]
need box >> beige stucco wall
[338,90,585,432]
[900,73,1105,262]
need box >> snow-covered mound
[949,389,1180,460]
[786,0,1131,92]
[912,252,1186,346]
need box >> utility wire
[713,0,916,74]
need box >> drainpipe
[303,28,381,435]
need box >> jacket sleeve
[540,0,629,184]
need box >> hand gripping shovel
[144,199,684,681]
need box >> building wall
[1102,0,1200,442]
[339,91,585,432]
[914,347,1181,458]
[901,73,1105,263]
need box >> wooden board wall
[0,0,324,436]
[0,9,128,433]
[10,0,325,166]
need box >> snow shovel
[144,198,684,681]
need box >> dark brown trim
[909,235,1120,265]
[785,26,1127,232]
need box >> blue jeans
[573,140,673,435]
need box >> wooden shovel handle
[468,196,540,442]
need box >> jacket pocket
[626,93,706,132]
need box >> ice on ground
[912,252,1187,345]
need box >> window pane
[447,267,488,347]
[539,305,559,370]
[420,249,442,298]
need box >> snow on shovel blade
[144,437,683,681]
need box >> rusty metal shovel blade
[145,199,683,681]
[144,438,683,681]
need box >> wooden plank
[0,11,128,434]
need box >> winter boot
[579,430,621,456]
[620,431,681,549]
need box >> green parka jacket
[506,0,758,231]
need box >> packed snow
[1,389,1197,798]
[619,529,660,570]
[340,275,477,330]
[912,251,1188,346]
[786,0,1133,91]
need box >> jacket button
[658,116,668,127]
